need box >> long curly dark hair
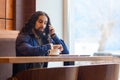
[20,11,51,36]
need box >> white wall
[36,0,63,38]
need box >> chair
[78,64,119,80]
[9,66,79,80]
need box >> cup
[48,49,60,55]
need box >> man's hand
[53,44,63,52]
[49,25,55,36]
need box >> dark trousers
[64,61,74,66]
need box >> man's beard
[34,28,51,43]
[34,28,46,38]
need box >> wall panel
[0,0,15,30]
[16,0,36,30]
[6,20,14,30]
[0,0,5,18]
[0,0,5,29]
[0,19,5,30]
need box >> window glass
[68,0,120,55]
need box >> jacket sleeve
[51,34,69,54]
[16,34,51,56]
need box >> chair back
[12,66,79,80]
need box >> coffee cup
[48,49,60,55]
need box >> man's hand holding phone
[49,25,55,36]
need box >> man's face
[35,15,48,32]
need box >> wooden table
[0,55,119,63]
[0,55,120,80]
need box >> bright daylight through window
[68,0,120,56]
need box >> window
[67,0,120,55]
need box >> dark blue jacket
[13,33,69,76]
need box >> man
[13,11,74,76]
